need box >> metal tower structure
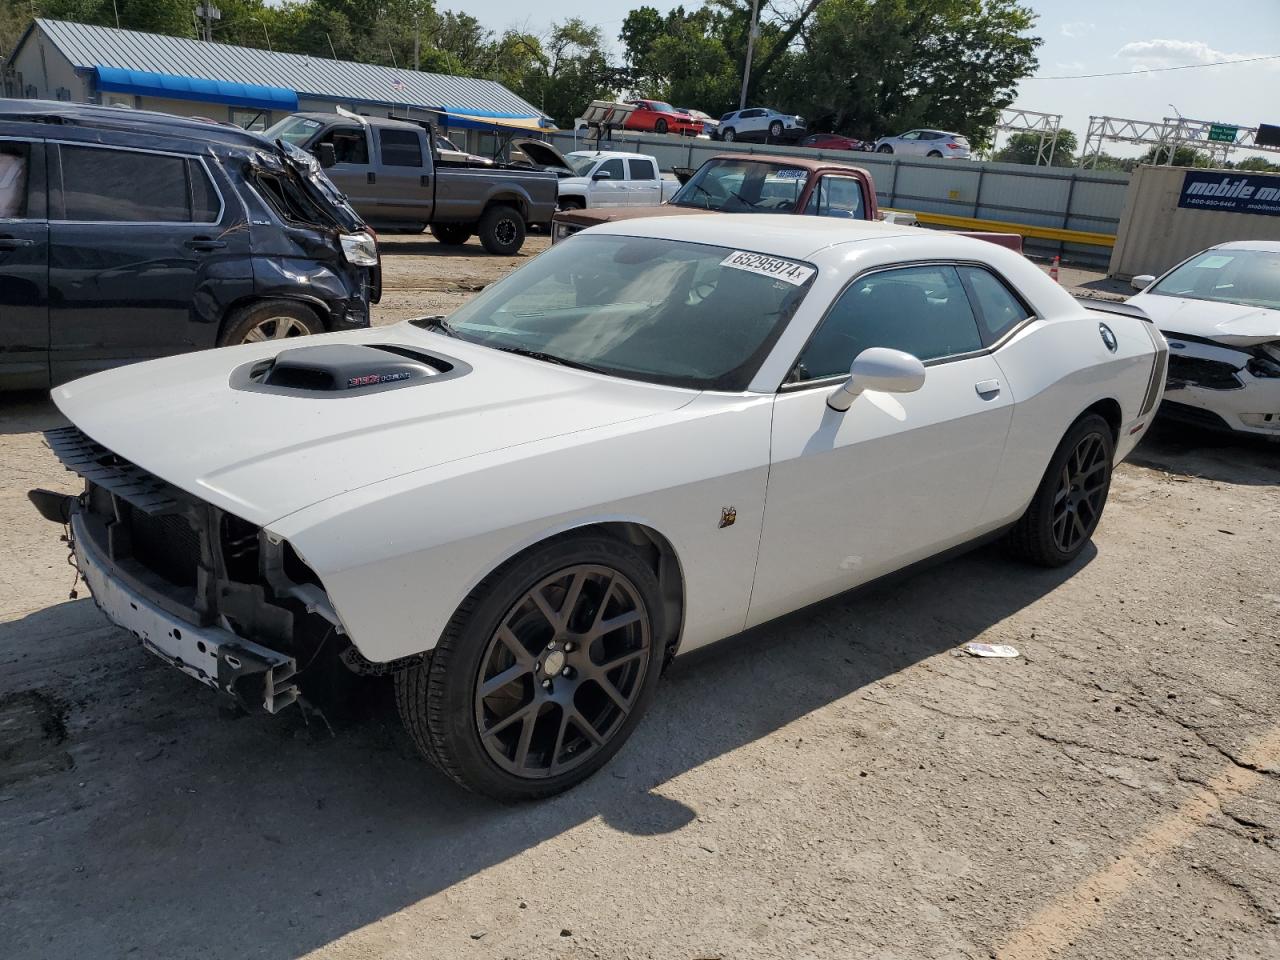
[988,108,1063,164]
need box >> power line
[1028,53,1280,80]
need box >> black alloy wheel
[474,564,651,779]
[1051,431,1110,554]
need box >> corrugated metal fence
[547,130,1131,266]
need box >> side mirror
[827,347,926,412]
[315,143,337,169]
[592,170,612,181]
[1131,274,1155,291]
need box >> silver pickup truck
[265,113,558,254]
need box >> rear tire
[927,150,943,158]
[217,299,323,347]
[395,535,666,800]
[1007,414,1115,567]
[478,204,526,255]
[431,223,472,246]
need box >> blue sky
[454,0,1280,156]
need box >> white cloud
[1060,21,1095,38]
[1115,39,1268,66]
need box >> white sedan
[34,217,1166,800]
[874,129,971,159]
[1129,241,1280,437]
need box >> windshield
[263,115,324,147]
[565,153,600,176]
[646,102,676,113]
[1150,248,1280,310]
[670,159,811,213]
[414,234,815,389]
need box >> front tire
[557,196,585,212]
[877,143,893,153]
[431,223,472,246]
[769,120,784,139]
[217,299,323,347]
[478,204,526,255]
[1007,414,1115,567]
[654,118,668,134]
[722,127,736,142]
[396,535,666,800]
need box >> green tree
[991,128,1077,165]
[494,20,619,126]
[1233,155,1280,172]
[1139,144,1212,167]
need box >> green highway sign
[1207,124,1239,143]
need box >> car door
[47,141,247,382]
[747,263,1014,627]
[627,157,661,205]
[738,109,768,137]
[311,125,377,212]
[588,157,629,206]
[895,130,923,155]
[370,127,432,223]
[0,137,50,389]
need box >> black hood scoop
[231,343,470,397]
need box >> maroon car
[801,133,869,151]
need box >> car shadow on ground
[1,542,1088,959]
[1130,419,1280,486]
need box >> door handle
[420,174,430,187]
[975,378,1001,399]
[367,171,376,184]
[185,238,227,251]
[0,237,35,249]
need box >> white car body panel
[875,129,971,159]
[50,216,1162,669]
[1129,241,1280,436]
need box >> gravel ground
[1,233,1278,960]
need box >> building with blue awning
[3,19,553,150]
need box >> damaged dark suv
[0,99,380,389]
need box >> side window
[793,265,983,381]
[0,141,32,219]
[189,160,221,224]
[597,158,625,180]
[804,176,864,219]
[628,158,656,181]
[318,127,369,165]
[59,145,190,222]
[900,131,920,141]
[379,129,423,167]
[959,266,1033,344]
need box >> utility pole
[738,0,760,111]
[413,15,420,71]
[195,3,220,42]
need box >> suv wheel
[478,204,526,255]
[722,128,736,142]
[927,150,943,158]
[395,535,666,800]
[432,223,472,246]
[877,144,893,153]
[218,300,323,347]
[768,120,784,139]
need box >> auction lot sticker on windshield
[721,251,816,286]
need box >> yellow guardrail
[882,209,1116,248]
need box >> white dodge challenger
[33,216,1167,799]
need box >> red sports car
[624,100,703,137]
[801,133,868,151]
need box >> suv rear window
[59,145,191,222]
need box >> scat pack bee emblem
[718,506,737,529]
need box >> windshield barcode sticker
[720,251,816,286]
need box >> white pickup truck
[553,150,680,211]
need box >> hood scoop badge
[232,343,470,397]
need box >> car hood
[510,138,573,174]
[555,204,713,228]
[1129,293,1280,346]
[51,325,697,527]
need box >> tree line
[2,0,1044,146]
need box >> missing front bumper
[72,513,300,714]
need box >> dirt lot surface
[2,234,1278,960]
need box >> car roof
[707,152,868,174]
[0,97,271,152]
[566,150,641,161]
[586,213,935,259]
[293,111,422,132]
